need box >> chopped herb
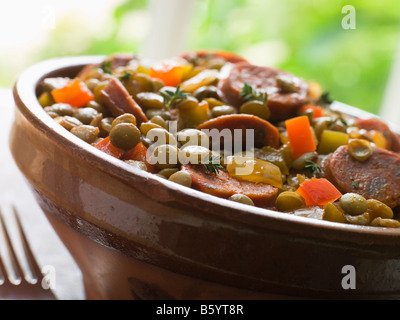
[240,83,268,104]
[353,180,360,189]
[339,116,348,127]
[119,70,132,81]
[202,53,214,61]
[305,160,322,176]
[203,155,224,175]
[100,60,113,74]
[160,85,189,109]
[318,91,333,106]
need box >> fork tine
[0,245,8,285]
[12,206,42,283]
[0,208,24,284]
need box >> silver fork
[0,206,56,300]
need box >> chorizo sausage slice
[105,53,137,70]
[321,145,400,208]
[100,77,148,125]
[356,118,400,152]
[181,164,278,208]
[218,62,309,122]
[77,54,137,80]
[181,50,248,65]
[196,114,280,150]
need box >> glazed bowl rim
[12,55,400,243]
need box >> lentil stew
[37,50,400,228]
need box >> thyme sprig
[203,155,224,175]
[160,85,189,109]
[318,91,333,106]
[305,160,322,176]
[240,82,268,104]
[119,70,132,81]
[100,60,113,74]
[339,115,348,127]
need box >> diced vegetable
[296,178,342,206]
[370,130,387,149]
[51,78,94,108]
[285,116,316,159]
[180,69,219,93]
[123,142,159,173]
[255,147,290,175]
[226,155,283,188]
[179,100,210,128]
[94,136,124,159]
[317,130,349,155]
[298,105,324,118]
[148,59,186,87]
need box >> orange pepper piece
[299,105,324,118]
[285,115,316,159]
[296,178,342,206]
[51,78,94,108]
[122,142,159,173]
[94,136,124,159]
[148,60,185,87]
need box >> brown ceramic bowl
[10,56,400,300]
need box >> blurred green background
[1,0,399,115]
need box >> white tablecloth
[0,88,85,300]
